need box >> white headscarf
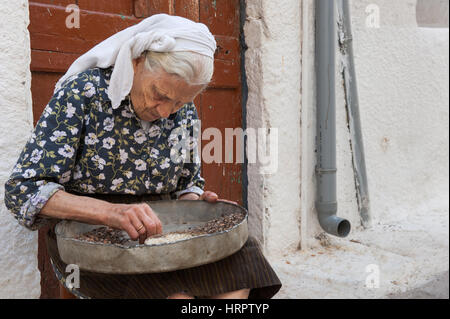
[54,14,216,109]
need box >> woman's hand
[40,191,162,244]
[103,203,163,244]
[178,191,238,205]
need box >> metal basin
[55,200,248,274]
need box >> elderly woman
[4,14,281,299]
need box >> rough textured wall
[0,0,40,298]
[348,0,449,225]
[302,0,449,243]
[245,0,449,251]
[244,0,302,256]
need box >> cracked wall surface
[244,0,448,254]
[345,0,449,227]
[244,0,302,256]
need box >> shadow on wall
[416,0,449,28]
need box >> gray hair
[143,50,214,86]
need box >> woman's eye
[153,89,168,101]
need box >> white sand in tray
[144,232,195,245]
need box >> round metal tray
[55,200,248,274]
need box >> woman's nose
[157,105,172,118]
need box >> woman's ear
[132,56,144,74]
[132,58,139,73]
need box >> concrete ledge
[387,271,448,299]
[270,199,449,299]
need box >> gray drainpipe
[315,0,351,237]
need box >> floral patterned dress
[4,66,205,230]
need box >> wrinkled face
[130,56,206,122]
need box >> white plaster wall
[277,0,449,292]
[245,0,448,252]
[347,0,449,225]
[0,0,40,298]
[244,0,302,256]
[297,0,363,248]
[303,0,449,244]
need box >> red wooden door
[29,0,243,298]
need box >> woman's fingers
[217,199,239,205]
[111,203,163,244]
[200,191,218,202]
[119,211,141,242]
[137,204,157,237]
[126,210,148,244]
[141,203,163,235]
[122,222,140,242]
[199,191,238,205]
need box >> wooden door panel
[200,88,243,203]
[199,0,240,36]
[34,0,76,6]
[30,51,78,73]
[211,36,240,88]
[175,0,200,21]
[134,0,174,16]
[29,3,140,49]
[31,72,65,124]
[78,0,135,15]
[29,0,243,298]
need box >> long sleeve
[174,164,205,198]
[4,77,87,230]
[173,103,205,199]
